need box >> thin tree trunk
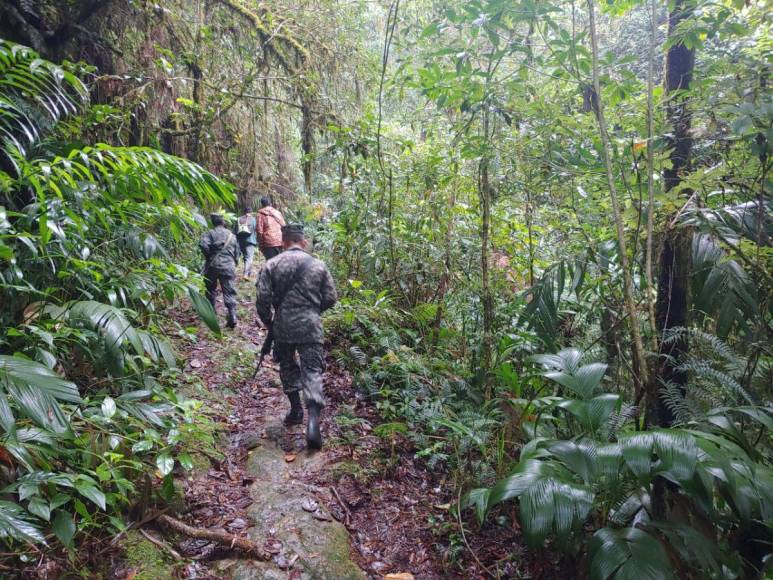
[586,0,649,397]
[651,0,695,428]
[645,0,658,352]
[480,109,494,392]
[431,183,457,350]
[526,186,535,287]
[188,0,207,163]
[301,102,314,195]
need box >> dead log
[156,514,271,561]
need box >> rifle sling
[205,231,235,270]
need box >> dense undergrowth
[0,40,230,568]
[0,0,771,577]
[327,277,772,578]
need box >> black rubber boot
[306,402,323,450]
[284,391,303,426]
[226,307,237,329]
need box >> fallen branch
[140,529,183,561]
[157,514,271,561]
[330,486,352,527]
[100,506,171,554]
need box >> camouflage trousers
[204,272,237,310]
[273,342,326,407]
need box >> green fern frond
[677,359,755,404]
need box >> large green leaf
[620,429,698,484]
[519,475,594,547]
[0,500,46,545]
[67,301,142,356]
[0,355,80,433]
[0,40,87,169]
[136,330,177,368]
[25,145,234,208]
[589,527,675,580]
[557,393,620,434]
[0,355,80,403]
[545,362,608,399]
[188,286,221,334]
[51,510,76,547]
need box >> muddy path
[167,278,453,579]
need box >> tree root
[156,514,271,561]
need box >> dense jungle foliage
[0,0,770,577]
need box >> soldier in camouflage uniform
[200,213,239,328]
[255,224,337,449]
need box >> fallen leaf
[264,537,283,554]
[190,359,202,368]
[284,453,297,462]
[0,446,14,466]
[385,574,415,580]
[301,497,319,512]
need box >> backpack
[237,216,252,237]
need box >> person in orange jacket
[256,196,286,260]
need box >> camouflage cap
[281,224,305,239]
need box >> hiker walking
[200,213,239,328]
[256,196,286,260]
[255,224,337,449]
[234,205,258,279]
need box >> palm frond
[23,145,234,209]
[589,527,675,580]
[0,40,87,169]
[187,287,221,335]
[690,233,759,337]
[0,500,46,545]
[0,355,81,433]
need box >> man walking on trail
[256,196,286,261]
[200,213,239,329]
[234,205,258,279]
[255,224,337,449]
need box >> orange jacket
[256,206,286,248]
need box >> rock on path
[233,438,364,579]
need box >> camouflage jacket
[256,248,337,344]
[199,226,238,276]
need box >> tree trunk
[586,0,650,399]
[301,103,314,195]
[480,110,494,392]
[188,1,207,164]
[644,0,659,352]
[651,0,696,428]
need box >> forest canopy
[0,0,770,577]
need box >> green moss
[122,530,176,580]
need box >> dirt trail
[172,278,366,578]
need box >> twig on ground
[330,486,352,526]
[101,506,171,554]
[456,487,498,579]
[157,514,271,561]
[140,529,183,561]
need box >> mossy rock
[121,530,178,580]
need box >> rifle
[252,325,274,378]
